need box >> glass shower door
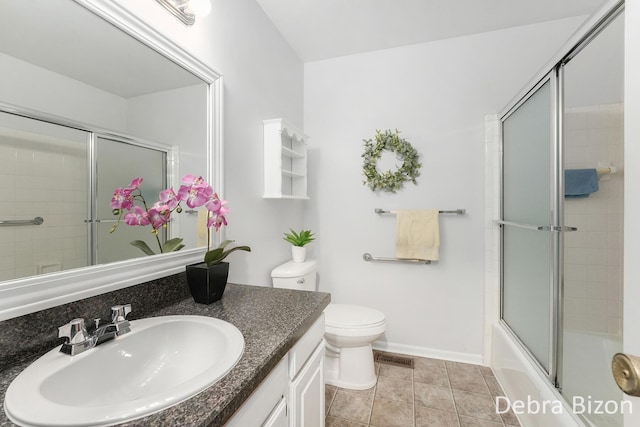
[501,78,556,375]
[559,10,624,427]
[94,137,167,265]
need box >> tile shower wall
[0,138,87,281]
[564,103,624,335]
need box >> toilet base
[324,343,377,390]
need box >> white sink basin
[4,315,244,426]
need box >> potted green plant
[283,229,315,263]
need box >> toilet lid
[325,304,386,329]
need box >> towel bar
[362,253,431,265]
[0,217,44,226]
[596,166,617,175]
[375,208,465,215]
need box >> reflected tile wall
[564,103,624,335]
[0,138,87,281]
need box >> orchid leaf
[130,240,156,256]
[204,248,225,265]
[204,245,251,267]
[162,237,185,253]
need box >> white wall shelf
[263,118,309,199]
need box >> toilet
[271,260,387,390]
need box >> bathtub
[491,323,624,427]
[561,329,623,427]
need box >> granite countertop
[0,283,330,427]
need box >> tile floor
[325,351,520,427]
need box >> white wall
[304,17,586,361]
[0,52,127,130]
[104,0,305,285]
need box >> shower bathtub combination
[488,1,625,426]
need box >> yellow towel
[197,210,209,248]
[395,209,440,261]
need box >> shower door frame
[498,68,564,386]
[497,0,625,393]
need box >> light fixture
[155,0,211,26]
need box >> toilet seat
[325,304,386,329]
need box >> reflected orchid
[109,174,244,262]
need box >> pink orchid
[111,187,133,211]
[207,213,228,231]
[126,177,143,192]
[148,203,171,229]
[159,188,180,210]
[123,206,149,226]
[178,176,213,209]
[205,194,229,215]
[111,174,236,257]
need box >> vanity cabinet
[287,314,325,427]
[263,118,309,199]
[289,340,324,426]
[226,315,325,427]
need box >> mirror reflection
[0,0,209,281]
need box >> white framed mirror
[0,0,222,320]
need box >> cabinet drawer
[289,314,325,379]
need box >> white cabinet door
[227,357,288,427]
[290,342,325,427]
[263,397,288,427]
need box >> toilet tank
[271,260,317,291]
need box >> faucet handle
[111,304,131,322]
[58,318,90,344]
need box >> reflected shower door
[95,137,167,264]
[501,79,555,374]
[0,111,89,280]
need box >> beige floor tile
[495,396,520,427]
[479,366,495,377]
[378,364,414,381]
[458,415,505,426]
[445,361,482,373]
[414,383,456,413]
[415,406,460,427]
[448,367,491,394]
[482,374,504,397]
[327,354,513,427]
[375,375,414,403]
[326,385,338,415]
[414,356,446,369]
[329,390,374,424]
[326,416,369,427]
[453,390,503,423]
[414,364,450,388]
[332,384,376,398]
[370,398,414,427]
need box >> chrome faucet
[58,304,132,356]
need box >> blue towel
[565,169,598,198]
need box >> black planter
[185,262,229,304]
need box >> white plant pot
[292,246,307,263]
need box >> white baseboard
[373,341,484,366]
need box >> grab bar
[375,208,465,215]
[363,253,431,265]
[0,217,44,226]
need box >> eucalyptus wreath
[361,129,422,193]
